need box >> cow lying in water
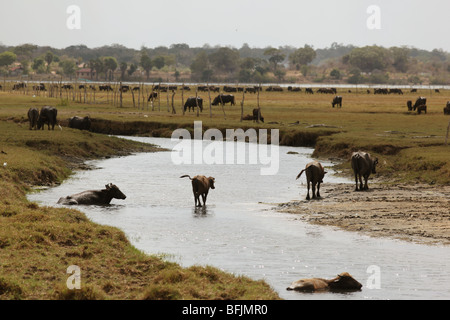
[57,183,126,205]
[287,272,362,292]
[180,175,215,207]
[296,161,326,200]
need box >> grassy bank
[1,86,449,298]
[0,116,280,299]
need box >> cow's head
[372,158,379,174]
[208,177,215,189]
[105,183,127,199]
[329,272,362,291]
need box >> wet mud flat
[277,183,450,246]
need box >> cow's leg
[311,182,316,199]
[363,175,369,190]
[354,173,359,191]
[316,182,321,198]
[306,181,311,200]
[201,194,207,206]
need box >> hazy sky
[1,0,449,51]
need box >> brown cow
[351,151,378,191]
[287,272,362,292]
[180,175,215,207]
[296,161,326,200]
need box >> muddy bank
[277,183,450,246]
[81,118,335,148]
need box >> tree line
[0,42,448,85]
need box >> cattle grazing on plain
[388,88,403,95]
[413,97,426,111]
[331,96,342,108]
[57,183,126,205]
[407,100,413,111]
[296,161,326,200]
[444,102,450,115]
[184,97,203,112]
[61,84,73,90]
[305,88,314,94]
[69,116,91,131]
[252,108,264,123]
[13,82,26,90]
[317,88,336,94]
[212,94,235,106]
[27,107,39,130]
[37,106,58,130]
[351,151,378,191]
[180,175,215,207]
[286,272,362,292]
[147,91,158,102]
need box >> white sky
[1,0,449,51]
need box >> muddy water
[28,137,450,300]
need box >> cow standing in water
[351,151,378,191]
[296,161,326,200]
[180,175,215,207]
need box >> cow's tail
[295,169,306,180]
[180,175,193,180]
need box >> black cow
[184,97,203,112]
[212,94,235,106]
[252,108,264,123]
[69,116,91,131]
[27,107,39,130]
[444,102,450,115]
[37,106,58,130]
[147,91,158,102]
[413,97,426,111]
[305,88,314,94]
[407,100,413,111]
[57,183,126,205]
[332,96,342,108]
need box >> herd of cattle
[27,106,91,131]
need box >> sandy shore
[277,183,450,246]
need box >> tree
[152,56,165,70]
[391,47,409,73]
[103,56,118,81]
[120,61,127,80]
[44,51,54,73]
[209,47,239,74]
[190,51,211,81]
[0,51,17,67]
[264,48,285,71]
[59,59,76,77]
[140,52,153,80]
[347,46,389,72]
[89,58,104,80]
[32,57,46,74]
[330,69,341,80]
[128,63,137,77]
[289,45,316,70]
